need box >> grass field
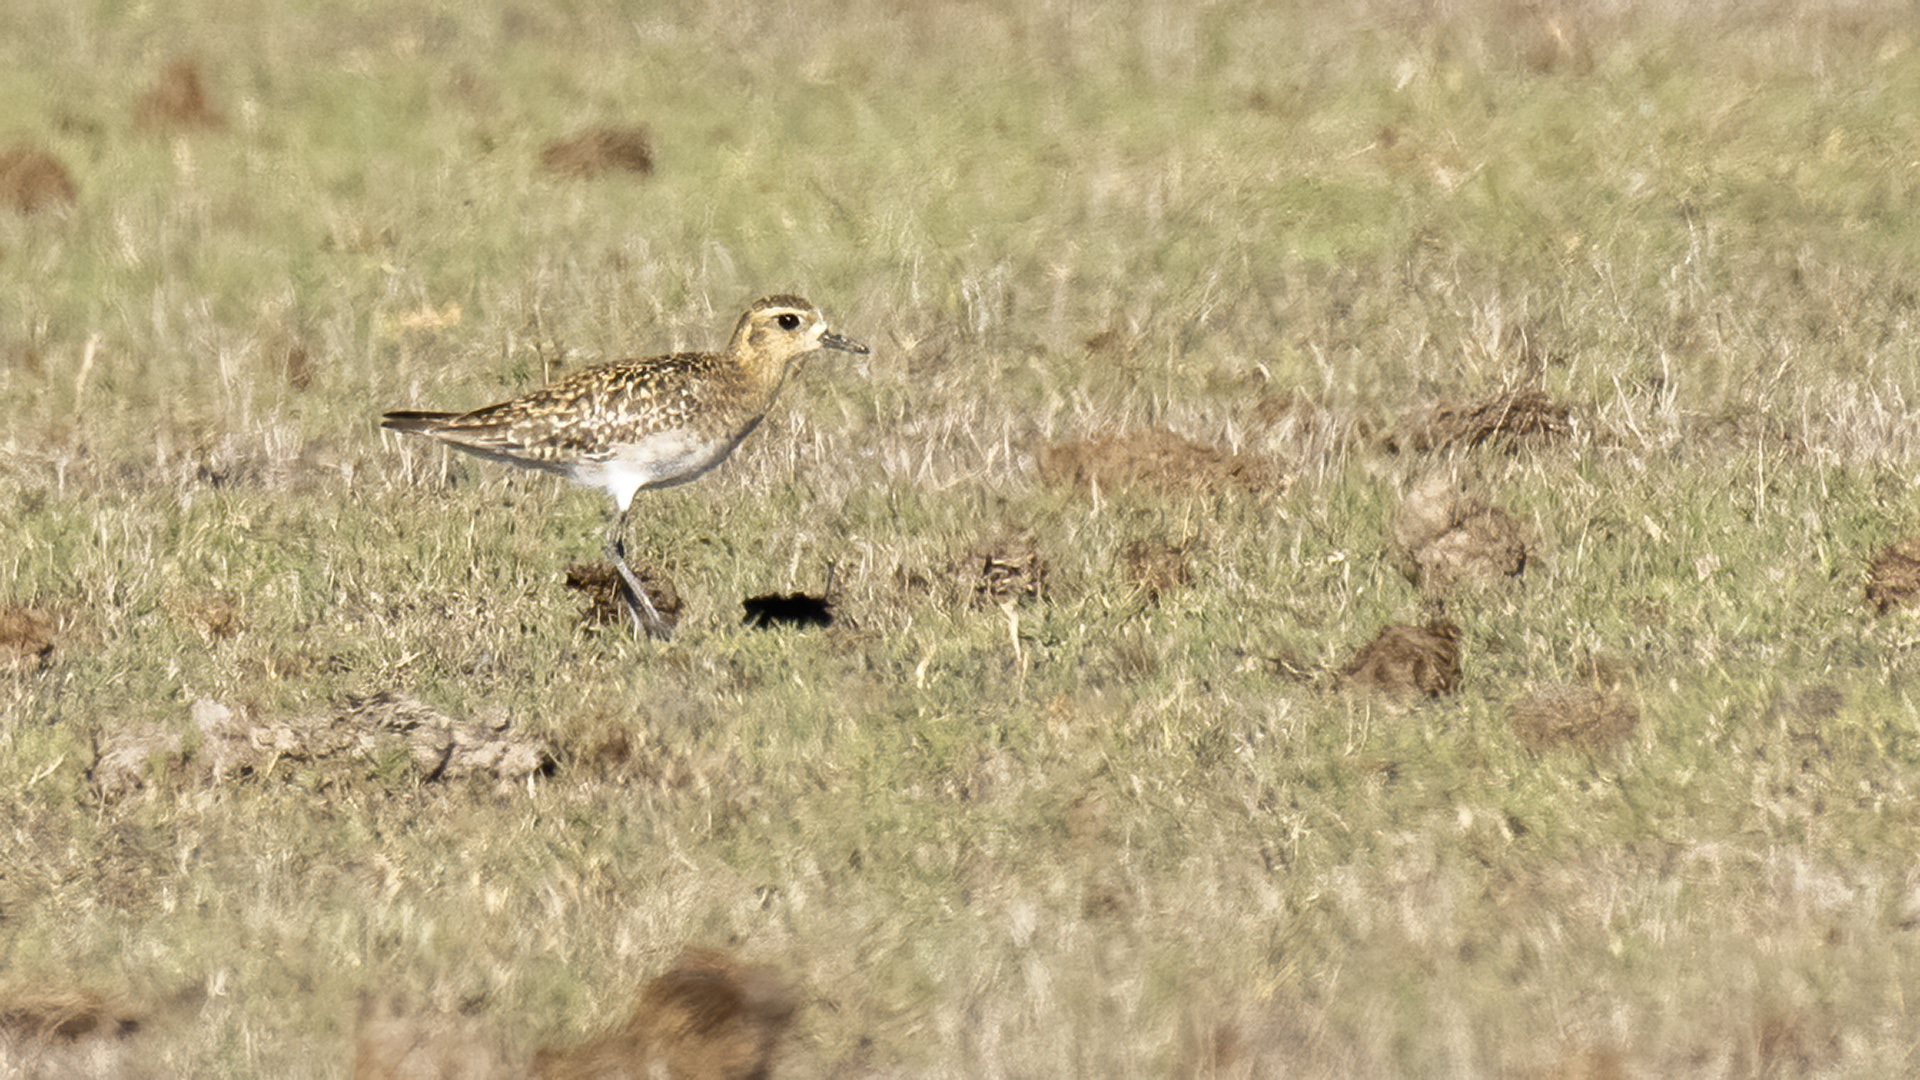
[5,0,1920,1075]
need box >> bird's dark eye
[776,313,802,331]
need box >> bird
[381,295,868,640]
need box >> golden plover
[382,295,868,640]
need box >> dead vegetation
[1039,429,1283,500]
[1384,387,1574,454]
[1389,472,1528,597]
[133,60,225,133]
[540,126,655,178]
[1507,685,1639,752]
[1865,537,1920,614]
[90,694,551,801]
[531,949,796,1080]
[967,530,1049,605]
[1336,621,1463,699]
[0,142,76,215]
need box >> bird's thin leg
[604,505,672,641]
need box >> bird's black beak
[821,331,869,355]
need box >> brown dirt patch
[566,562,682,632]
[90,694,551,801]
[1508,685,1638,752]
[0,143,77,216]
[532,949,795,1080]
[1384,387,1573,454]
[540,126,654,178]
[1866,537,1920,614]
[134,60,225,132]
[0,605,55,673]
[1390,473,1528,596]
[1040,429,1282,499]
[1121,538,1193,601]
[1336,621,1462,699]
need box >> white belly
[570,429,741,510]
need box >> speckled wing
[384,354,725,472]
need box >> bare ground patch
[0,605,55,674]
[1507,685,1639,753]
[1121,537,1194,602]
[565,562,683,633]
[1336,621,1462,699]
[540,126,655,178]
[1865,537,1920,614]
[0,142,76,216]
[133,60,225,133]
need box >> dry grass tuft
[0,986,144,1043]
[1508,684,1639,752]
[1040,429,1282,500]
[90,695,550,801]
[166,588,245,642]
[1385,387,1574,454]
[566,563,682,632]
[350,997,522,1080]
[540,126,655,178]
[1389,472,1529,596]
[0,605,55,673]
[1865,537,1920,614]
[1336,621,1462,699]
[531,948,795,1080]
[134,60,225,132]
[0,142,77,216]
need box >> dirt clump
[0,606,55,673]
[969,530,1049,605]
[90,694,551,801]
[1121,538,1193,601]
[1337,621,1462,699]
[541,126,655,178]
[0,143,77,215]
[532,948,796,1080]
[566,562,682,632]
[1508,685,1638,752]
[1040,428,1282,499]
[1385,387,1572,454]
[134,60,225,132]
[1390,473,1528,596]
[1866,537,1920,614]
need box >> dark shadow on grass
[742,592,833,630]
